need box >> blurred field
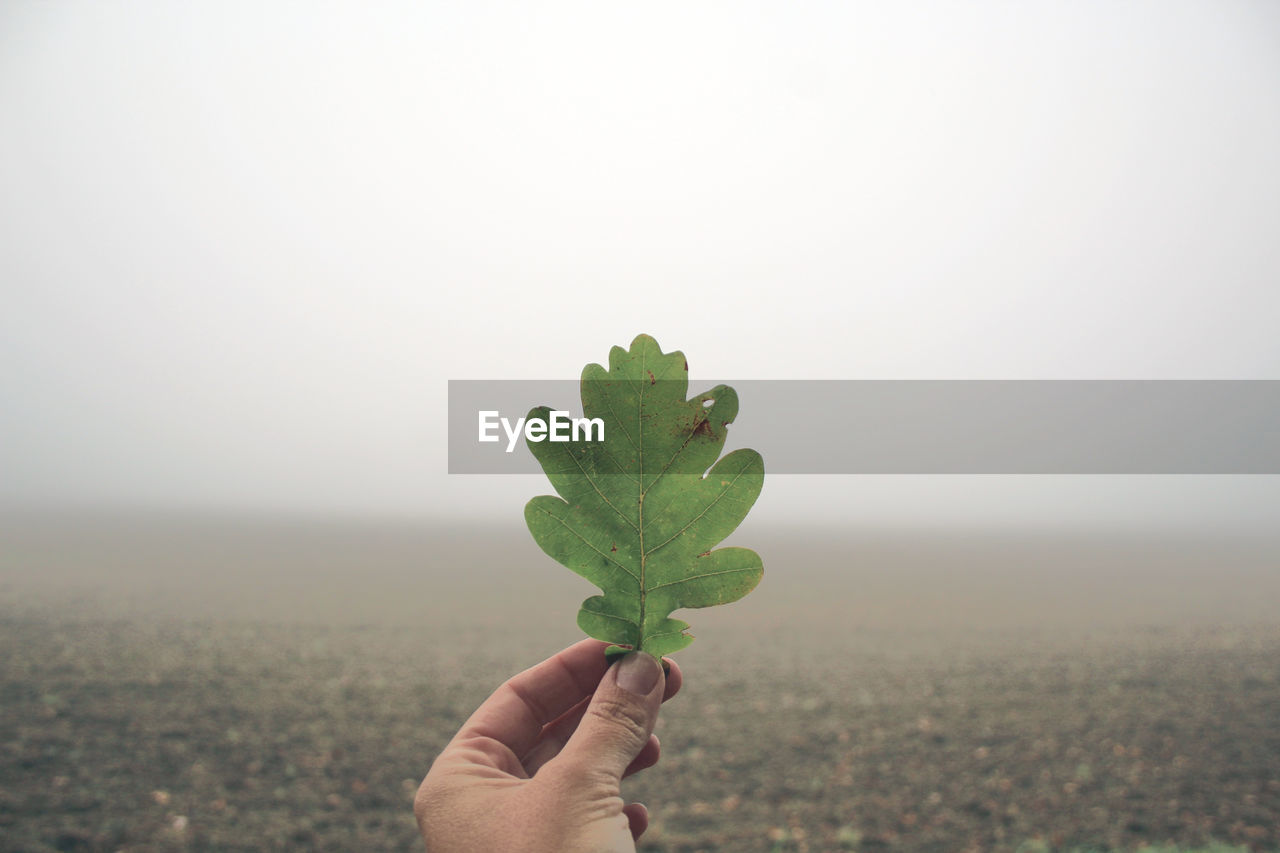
[1,511,1278,852]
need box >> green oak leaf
[524,334,764,658]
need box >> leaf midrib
[637,346,648,648]
[633,350,694,648]
[577,350,732,648]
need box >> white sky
[2,1,1278,529]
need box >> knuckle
[587,697,650,744]
[412,776,446,826]
[540,763,624,807]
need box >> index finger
[451,638,614,761]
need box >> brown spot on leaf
[698,550,711,557]
[693,419,714,437]
[683,360,688,371]
[610,542,617,552]
[647,369,656,385]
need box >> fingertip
[623,802,648,840]
[661,658,683,701]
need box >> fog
[2,1,1278,530]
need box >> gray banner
[447,380,1280,474]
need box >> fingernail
[614,652,661,695]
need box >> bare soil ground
[1,513,1277,852]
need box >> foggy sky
[2,1,1278,529]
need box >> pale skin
[414,639,683,853]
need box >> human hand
[414,639,683,852]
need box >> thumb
[555,652,665,781]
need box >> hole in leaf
[702,399,714,408]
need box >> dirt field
[1,513,1277,852]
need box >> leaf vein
[647,565,760,593]
[562,442,639,533]
[644,463,753,557]
[534,507,639,583]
